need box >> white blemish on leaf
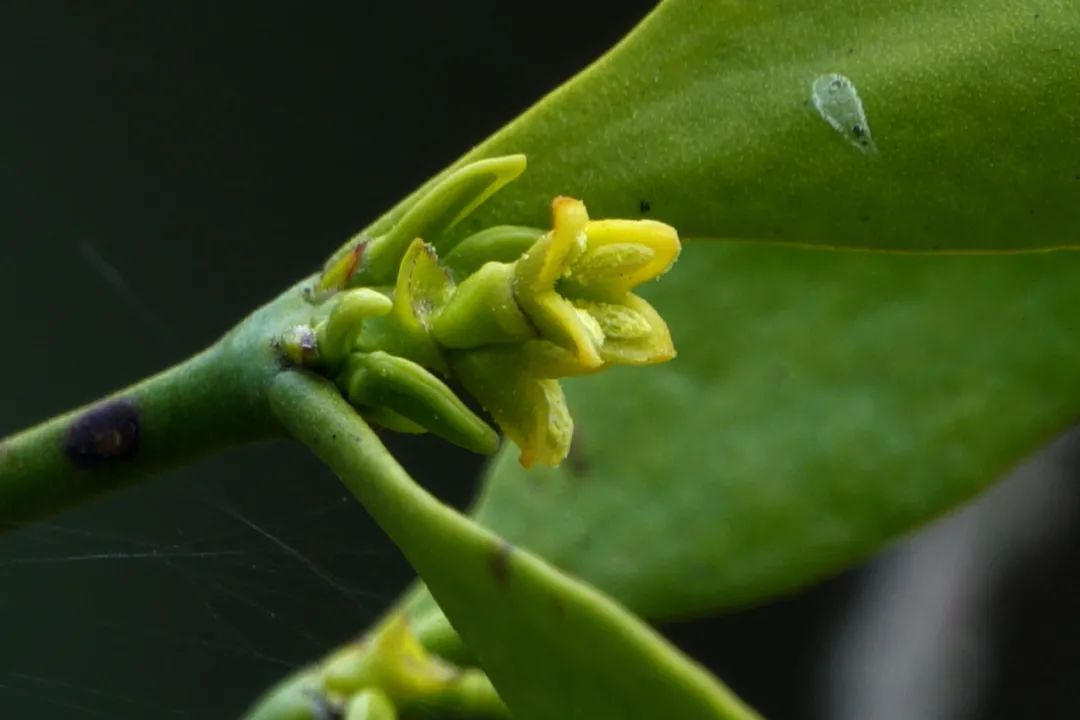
[811,73,878,154]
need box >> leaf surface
[462,243,1080,618]
[372,0,1079,252]
[394,0,1080,660]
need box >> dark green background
[2,3,1077,719]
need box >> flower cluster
[282,155,680,467]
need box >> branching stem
[0,277,316,528]
[0,343,278,527]
[268,369,761,720]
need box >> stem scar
[64,398,141,468]
[490,540,514,586]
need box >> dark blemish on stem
[566,426,590,478]
[65,398,140,468]
[344,240,369,284]
[639,199,651,214]
[490,541,514,586]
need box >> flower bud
[314,155,526,297]
[432,262,535,349]
[337,351,498,456]
[448,196,680,465]
[441,225,544,278]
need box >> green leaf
[375,0,1079,252]
[402,245,1080,630]
[459,243,1080,620]
[382,0,1080,632]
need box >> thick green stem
[269,369,468,562]
[0,276,318,528]
[0,342,278,527]
[269,369,760,720]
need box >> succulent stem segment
[281,155,681,467]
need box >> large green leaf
[401,241,1080,633]
[389,0,1080,631]
[371,0,1079,252]
[467,243,1080,618]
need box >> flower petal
[557,218,681,301]
[580,293,676,366]
[514,197,604,369]
[450,346,574,467]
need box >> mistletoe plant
[3,1,1078,719]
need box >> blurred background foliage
[2,3,1078,718]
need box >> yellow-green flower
[291,154,680,469]
[442,196,680,467]
[514,195,679,372]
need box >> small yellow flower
[514,196,680,373]
[447,196,680,467]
